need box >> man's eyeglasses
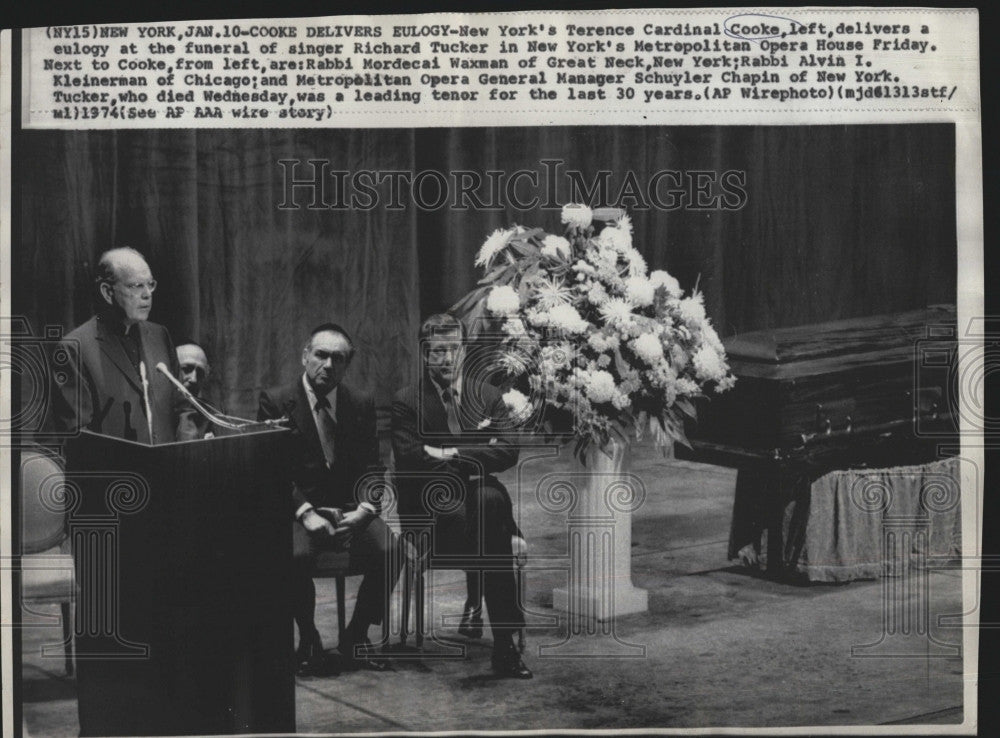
[116,280,157,294]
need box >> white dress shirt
[295,375,377,521]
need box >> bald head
[96,247,156,325]
[176,342,210,397]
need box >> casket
[685,304,958,465]
[676,304,960,578]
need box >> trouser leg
[346,517,403,639]
[292,522,318,641]
[472,483,524,643]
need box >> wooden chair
[311,550,364,646]
[20,447,76,675]
[398,526,526,652]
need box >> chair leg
[415,568,425,649]
[60,601,74,676]
[516,564,525,654]
[400,557,412,646]
[335,576,347,645]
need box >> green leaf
[509,240,540,258]
[612,347,631,376]
[478,264,512,285]
[674,397,697,418]
[592,207,625,222]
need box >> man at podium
[49,247,190,445]
[258,323,403,675]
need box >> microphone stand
[139,361,154,442]
[155,362,287,431]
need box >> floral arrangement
[455,204,735,460]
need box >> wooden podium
[65,428,295,736]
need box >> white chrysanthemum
[678,293,707,325]
[652,359,679,389]
[587,282,609,306]
[475,227,516,268]
[502,318,527,335]
[588,331,620,352]
[548,303,589,333]
[617,213,633,234]
[485,284,520,315]
[651,271,681,297]
[502,388,532,422]
[701,321,725,354]
[632,333,665,364]
[541,343,574,368]
[598,225,631,252]
[599,298,635,327]
[561,203,594,230]
[534,275,573,310]
[716,374,737,392]
[540,234,572,260]
[583,370,617,404]
[675,377,701,396]
[626,249,648,277]
[692,344,726,381]
[592,243,619,270]
[611,391,631,410]
[649,270,682,298]
[527,309,547,326]
[572,259,596,275]
[596,354,612,368]
[625,275,655,307]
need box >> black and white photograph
[2,7,986,737]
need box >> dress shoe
[296,630,336,676]
[338,636,390,671]
[458,602,484,639]
[491,643,533,679]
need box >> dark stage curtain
[16,125,956,417]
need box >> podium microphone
[139,361,154,443]
[155,362,286,431]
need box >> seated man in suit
[392,313,531,679]
[258,323,402,674]
[49,247,192,444]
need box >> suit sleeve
[452,393,518,474]
[361,394,383,472]
[391,391,431,471]
[258,389,309,515]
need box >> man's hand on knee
[337,507,374,532]
[302,508,338,537]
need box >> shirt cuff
[359,502,378,516]
[295,503,314,521]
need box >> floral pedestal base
[542,439,648,657]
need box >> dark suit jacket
[258,379,383,517]
[50,315,185,445]
[392,373,518,516]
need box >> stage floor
[19,441,966,733]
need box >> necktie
[440,388,462,436]
[314,397,337,466]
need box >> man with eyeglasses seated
[49,246,194,444]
